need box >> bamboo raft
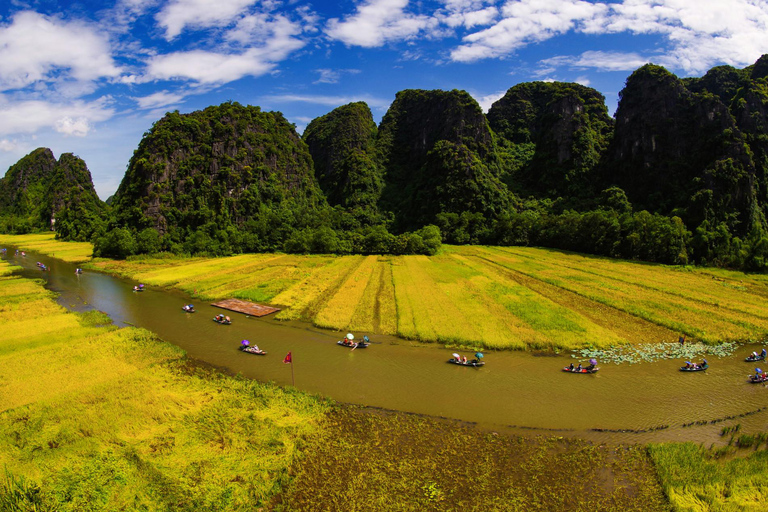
[211,298,281,317]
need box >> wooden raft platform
[211,299,280,317]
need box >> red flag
[283,351,292,364]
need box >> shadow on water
[4,247,768,444]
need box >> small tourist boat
[679,363,708,372]
[75,268,83,275]
[182,304,196,313]
[337,340,369,348]
[745,354,766,362]
[448,358,485,367]
[240,346,266,355]
[213,316,231,325]
[562,366,599,374]
[133,284,145,292]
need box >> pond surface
[4,248,768,444]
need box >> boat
[745,354,766,362]
[562,366,599,374]
[679,363,708,372]
[213,316,231,325]
[240,346,266,355]
[337,340,369,348]
[133,285,145,292]
[448,358,485,367]
[182,305,196,313]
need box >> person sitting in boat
[761,348,767,359]
[225,316,231,323]
[752,351,759,359]
[568,363,574,371]
[702,358,708,366]
[576,363,582,371]
[462,356,468,364]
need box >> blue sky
[2,0,768,199]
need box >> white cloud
[541,50,650,72]
[442,5,498,29]
[0,11,121,92]
[574,75,590,86]
[0,96,114,137]
[148,49,277,84]
[263,94,392,109]
[472,90,506,112]
[0,139,18,152]
[132,90,187,109]
[55,117,91,137]
[326,0,435,47]
[156,0,259,40]
[313,68,361,84]
[451,0,608,62]
[450,0,768,75]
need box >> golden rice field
[3,234,768,350]
[0,258,329,510]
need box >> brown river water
[5,248,768,445]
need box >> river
[4,248,768,444]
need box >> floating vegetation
[574,340,741,365]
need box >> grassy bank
[0,257,329,510]
[0,233,92,262]
[3,233,768,350]
[649,441,768,511]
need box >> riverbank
[3,233,768,352]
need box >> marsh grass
[0,259,330,510]
[649,442,768,511]
[275,406,669,512]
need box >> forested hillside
[3,56,768,268]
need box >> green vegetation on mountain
[487,81,613,199]
[0,148,105,239]
[377,89,512,232]
[303,102,383,225]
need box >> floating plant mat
[573,340,744,365]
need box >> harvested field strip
[315,256,379,331]
[346,260,385,333]
[462,251,678,345]
[272,256,366,322]
[449,251,625,349]
[172,255,291,294]
[480,247,765,343]
[375,260,398,335]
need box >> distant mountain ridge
[3,56,768,268]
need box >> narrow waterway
[4,248,768,444]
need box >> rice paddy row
[4,233,768,351]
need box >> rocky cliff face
[487,81,613,198]
[302,102,383,221]
[0,148,104,235]
[112,102,325,234]
[608,64,758,234]
[376,89,510,231]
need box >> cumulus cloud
[0,139,18,152]
[0,11,121,92]
[156,0,260,40]
[326,0,436,47]
[0,96,114,137]
[132,90,187,109]
[541,50,650,72]
[472,90,507,112]
[450,0,768,75]
[451,0,608,62]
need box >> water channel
[4,248,768,444]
